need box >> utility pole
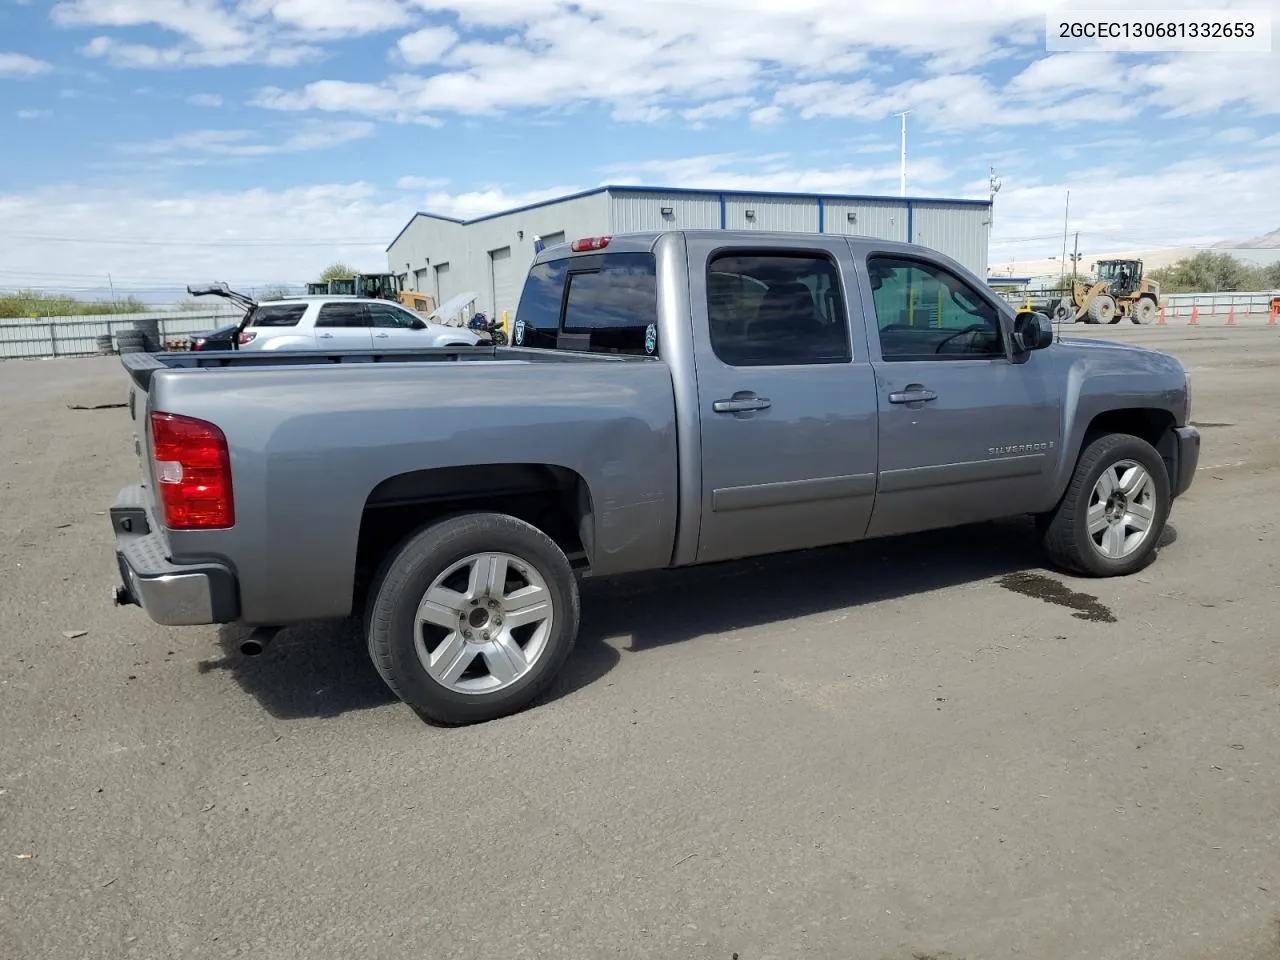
[1070,232,1081,280]
[1059,190,1070,283]
[896,111,910,197]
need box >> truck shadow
[575,516,1057,655]
[203,516,1077,721]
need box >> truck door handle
[317,332,334,339]
[713,395,771,413]
[374,332,389,338]
[888,387,937,404]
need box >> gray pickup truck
[109,230,1200,724]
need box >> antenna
[986,166,1002,226]
[896,111,910,197]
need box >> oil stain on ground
[997,571,1117,623]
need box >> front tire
[1041,433,1170,577]
[366,512,580,725]
[1089,295,1118,325]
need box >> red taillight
[570,236,611,252]
[237,331,257,344]
[149,412,234,529]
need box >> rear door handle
[888,388,937,404]
[317,332,334,339]
[374,332,389,338]
[713,396,771,413]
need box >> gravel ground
[2,324,1278,960]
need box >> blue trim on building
[906,201,914,243]
[387,184,990,250]
[817,197,824,233]
[719,194,726,229]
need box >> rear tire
[1132,296,1158,324]
[365,512,580,725]
[1041,433,1170,577]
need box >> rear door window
[513,252,657,355]
[316,302,368,328]
[706,252,851,366]
[245,303,307,327]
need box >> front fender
[1047,338,1189,501]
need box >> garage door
[539,230,565,250]
[413,267,431,292]
[434,262,456,304]
[489,246,520,324]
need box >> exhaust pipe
[239,626,281,657]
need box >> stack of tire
[114,328,147,354]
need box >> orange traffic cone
[1227,303,1236,325]
[1158,304,1166,325]
[1270,304,1278,326]
[1189,304,1199,325]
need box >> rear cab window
[513,251,657,356]
[244,303,308,327]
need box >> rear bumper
[110,485,238,626]
[1171,425,1200,499]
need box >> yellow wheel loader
[1050,259,1162,325]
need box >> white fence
[996,288,1279,316]
[0,310,240,360]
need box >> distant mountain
[1213,228,1280,250]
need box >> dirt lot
[2,323,1279,960]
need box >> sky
[1,0,1279,297]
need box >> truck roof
[530,229,942,266]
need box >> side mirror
[410,317,427,330]
[1012,310,1054,354]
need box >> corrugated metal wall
[821,200,908,243]
[610,191,720,232]
[387,191,610,321]
[910,202,990,277]
[722,195,819,232]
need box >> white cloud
[53,0,250,49]
[604,150,953,196]
[396,25,458,64]
[990,156,1280,261]
[120,120,375,157]
[680,97,755,127]
[1218,126,1256,144]
[749,105,783,126]
[0,182,406,287]
[419,184,581,220]
[80,33,321,68]
[0,52,53,76]
[396,175,450,190]
[187,92,223,106]
[17,108,53,120]
[247,0,412,35]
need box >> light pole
[896,111,910,197]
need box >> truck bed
[120,345,651,391]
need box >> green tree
[1150,251,1249,293]
[317,263,356,282]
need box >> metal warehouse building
[385,185,992,324]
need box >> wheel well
[354,463,594,612]
[1082,408,1177,477]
